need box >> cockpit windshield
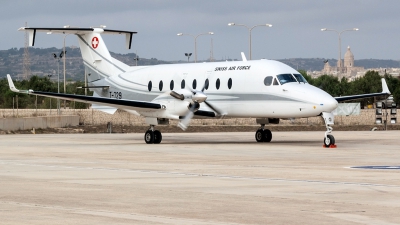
[277,74,297,85]
[293,74,308,83]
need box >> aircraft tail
[19,26,136,82]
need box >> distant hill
[0,47,171,80]
[1,47,400,80]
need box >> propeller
[177,102,199,130]
[170,80,222,130]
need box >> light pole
[62,28,71,109]
[177,32,214,63]
[321,28,359,72]
[228,23,272,60]
[134,51,139,66]
[185,53,192,62]
[52,51,64,115]
[47,74,52,114]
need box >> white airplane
[7,26,391,146]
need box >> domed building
[322,46,364,80]
[344,46,354,68]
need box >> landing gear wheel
[144,130,154,144]
[264,129,272,142]
[255,129,265,142]
[324,134,335,147]
[153,130,162,144]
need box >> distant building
[321,46,364,80]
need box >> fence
[1,108,397,127]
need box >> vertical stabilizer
[77,29,119,81]
[18,27,136,82]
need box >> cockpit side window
[264,76,273,86]
[293,74,308,83]
[277,74,297,85]
[273,78,279,85]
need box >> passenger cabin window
[293,74,308,83]
[228,78,232,89]
[192,79,197,89]
[170,80,174,90]
[181,79,185,89]
[277,74,297,85]
[216,78,220,90]
[159,80,163,91]
[148,81,152,91]
[204,79,209,90]
[264,76,273,86]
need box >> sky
[1,0,400,61]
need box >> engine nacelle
[188,102,200,112]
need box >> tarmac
[0,131,399,225]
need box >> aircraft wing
[334,78,391,102]
[7,74,161,111]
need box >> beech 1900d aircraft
[7,26,391,146]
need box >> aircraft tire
[144,130,154,144]
[255,129,265,142]
[264,129,272,142]
[324,134,335,147]
[153,130,162,144]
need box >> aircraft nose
[323,97,338,112]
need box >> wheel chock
[323,144,337,148]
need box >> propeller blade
[177,102,197,130]
[201,79,209,92]
[170,91,184,100]
[178,110,194,130]
[204,101,222,116]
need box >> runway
[1,131,400,224]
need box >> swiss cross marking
[91,37,99,49]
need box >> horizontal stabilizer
[18,27,137,49]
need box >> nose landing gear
[322,112,336,148]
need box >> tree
[312,75,341,97]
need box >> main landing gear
[144,125,162,144]
[255,124,272,142]
[322,112,336,148]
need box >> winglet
[381,78,391,94]
[241,52,247,61]
[7,74,18,92]
[7,74,29,94]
